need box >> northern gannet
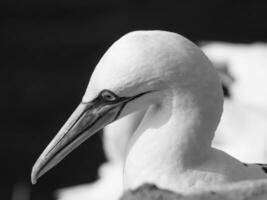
[31,31,267,194]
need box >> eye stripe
[87,89,153,104]
[114,102,127,121]
[111,90,153,120]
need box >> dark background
[3,1,267,199]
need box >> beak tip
[31,172,37,185]
[31,178,37,185]
[31,174,37,185]
[31,163,40,185]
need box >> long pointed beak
[31,101,125,184]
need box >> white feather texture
[57,32,267,199]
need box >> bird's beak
[31,100,127,184]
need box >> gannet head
[31,30,223,184]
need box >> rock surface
[121,180,267,200]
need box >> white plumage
[31,31,267,198]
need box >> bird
[31,30,267,194]
[59,41,267,200]
[57,44,267,200]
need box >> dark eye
[100,90,117,102]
